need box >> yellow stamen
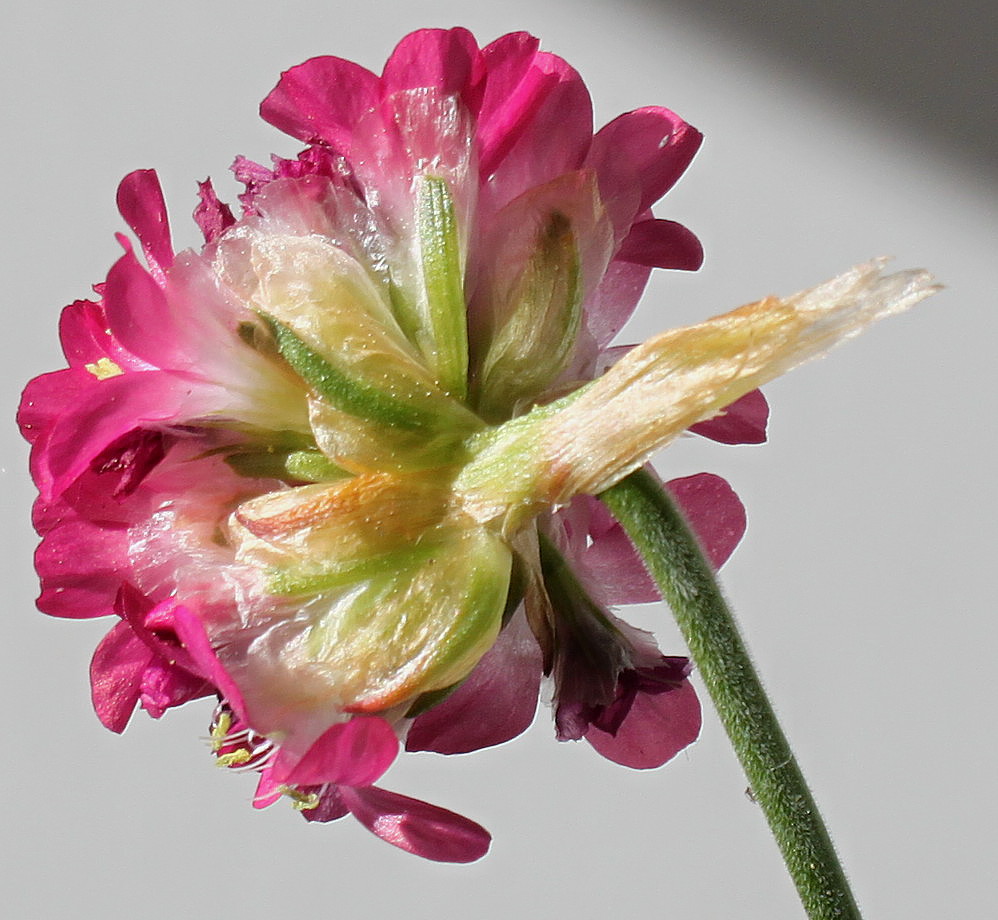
[209,711,232,752]
[278,785,321,811]
[215,748,252,768]
[84,357,124,380]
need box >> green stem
[599,468,862,920]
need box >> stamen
[84,357,124,380]
[278,784,320,811]
[215,749,252,768]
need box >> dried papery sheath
[18,27,935,865]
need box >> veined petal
[406,608,542,754]
[585,678,701,769]
[477,32,544,176]
[616,218,704,271]
[689,388,769,444]
[381,27,485,114]
[116,169,174,283]
[270,717,398,788]
[483,52,593,213]
[260,55,381,150]
[341,785,491,863]
[90,620,154,733]
[588,106,702,230]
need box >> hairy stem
[600,468,862,920]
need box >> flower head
[19,27,936,862]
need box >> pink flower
[20,27,771,860]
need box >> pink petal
[115,170,174,283]
[39,371,189,502]
[585,679,701,769]
[588,106,702,223]
[58,299,111,367]
[90,619,154,733]
[341,786,491,863]
[232,154,275,212]
[667,473,747,569]
[583,258,653,347]
[116,589,200,674]
[300,785,350,823]
[406,610,543,754]
[252,769,284,810]
[35,513,129,619]
[139,660,212,719]
[275,718,398,788]
[193,178,235,243]
[381,28,485,113]
[260,55,381,150]
[616,218,704,271]
[583,472,746,604]
[18,367,89,448]
[484,52,593,212]
[103,241,179,369]
[689,388,769,444]
[477,32,544,175]
[170,603,250,722]
[581,521,661,605]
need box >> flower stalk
[600,468,863,920]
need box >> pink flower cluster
[19,28,765,861]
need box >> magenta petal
[406,611,543,754]
[40,371,188,501]
[18,367,90,448]
[300,785,350,823]
[341,786,491,863]
[279,718,398,788]
[139,660,212,719]
[589,106,702,218]
[381,27,485,112]
[584,258,654,348]
[116,170,174,281]
[90,620,154,733]
[252,769,284,810]
[58,299,112,368]
[477,32,547,175]
[582,522,660,605]
[616,218,704,271]
[35,513,129,619]
[584,472,745,602]
[260,55,381,149]
[485,53,593,210]
[193,178,235,243]
[689,389,770,445]
[585,680,701,769]
[170,603,250,721]
[103,245,178,370]
[667,473,747,569]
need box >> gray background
[2,1,994,917]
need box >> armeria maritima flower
[18,28,935,862]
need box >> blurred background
[2,1,994,917]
